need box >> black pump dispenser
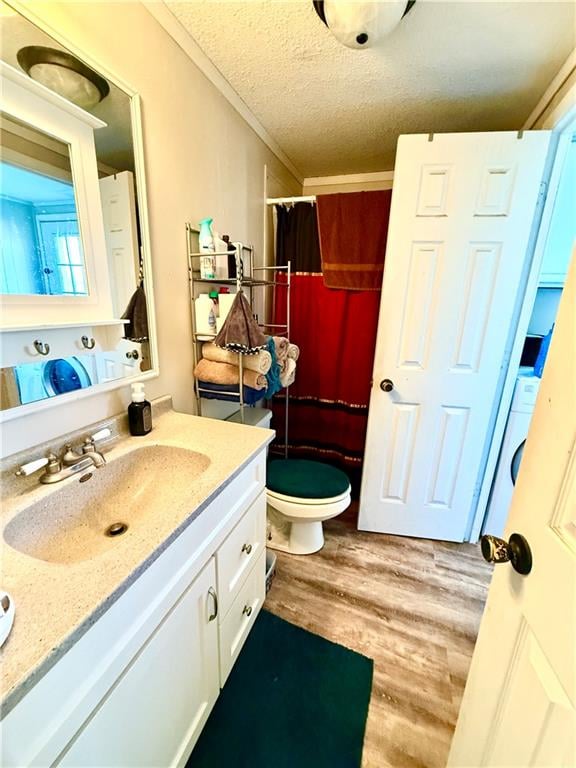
[128,382,152,436]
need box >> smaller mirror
[0,350,140,411]
[0,113,89,297]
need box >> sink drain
[105,522,128,538]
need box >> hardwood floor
[264,508,493,768]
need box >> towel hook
[81,335,96,350]
[33,340,50,356]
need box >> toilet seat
[266,487,351,506]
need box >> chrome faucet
[15,428,111,485]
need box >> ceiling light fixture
[313,0,416,49]
[16,46,110,110]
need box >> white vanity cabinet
[58,558,220,768]
[1,450,267,768]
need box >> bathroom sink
[4,445,211,565]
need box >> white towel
[201,342,272,374]
[280,358,296,388]
[287,343,300,362]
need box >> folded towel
[194,358,266,390]
[287,343,300,362]
[316,190,392,291]
[121,283,149,342]
[202,342,271,374]
[273,336,289,362]
[197,380,263,405]
[280,358,296,388]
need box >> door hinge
[538,180,548,204]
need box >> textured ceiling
[166,0,575,177]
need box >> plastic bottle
[222,235,237,279]
[199,217,216,279]
[195,294,216,336]
[128,382,152,436]
[213,232,229,279]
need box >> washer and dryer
[482,368,541,538]
[15,357,93,405]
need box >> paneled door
[359,131,551,541]
[448,251,576,767]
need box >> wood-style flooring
[264,507,493,768]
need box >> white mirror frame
[0,2,159,422]
[1,61,114,327]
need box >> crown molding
[523,49,576,130]
[304,171,394,187]
[143,1,303,184]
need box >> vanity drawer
[216,490,265,616]
[218,550,265,686]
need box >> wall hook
[33,340,50,356]
[81,335,96,350]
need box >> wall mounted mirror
[0,1,157,418]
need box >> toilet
[226,410,352,555]
[266,459,351,555]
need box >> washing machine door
[510,439,526,485]
[43,357,92,396]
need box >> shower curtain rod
[266,195,316,205]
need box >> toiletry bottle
[208,291,218,334]
[213,232,229,279]
[128,382,152,436]
[222,235,237,279]
[199,217,216,279]
[195,294,216,336]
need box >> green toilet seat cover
[267,459,350,499]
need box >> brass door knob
[480,533,532,575]
[380,379,394,392]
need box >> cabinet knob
[241,543,253,555]
[242,604,253,618]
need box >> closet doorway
[359,131,552,542]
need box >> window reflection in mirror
[0,113,89,297]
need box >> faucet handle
[84,428,111,448]
[15,456,49,477]
[82,427,111,454]
[91,428,112,443]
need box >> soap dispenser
[128,382,152,436]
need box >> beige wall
[1,1,301,458]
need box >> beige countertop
[0,405,273,718]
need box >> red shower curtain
[271,193,392,495]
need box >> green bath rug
[187,609,373,768]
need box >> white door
[57,558,220,767]
[99,171,140,317]
[359,131,551,541]
[448,251,576,767]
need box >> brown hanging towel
[213,291,267,355]
[316,190,392,291]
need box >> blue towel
[263,336,283,399]
[197,380,264,405]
